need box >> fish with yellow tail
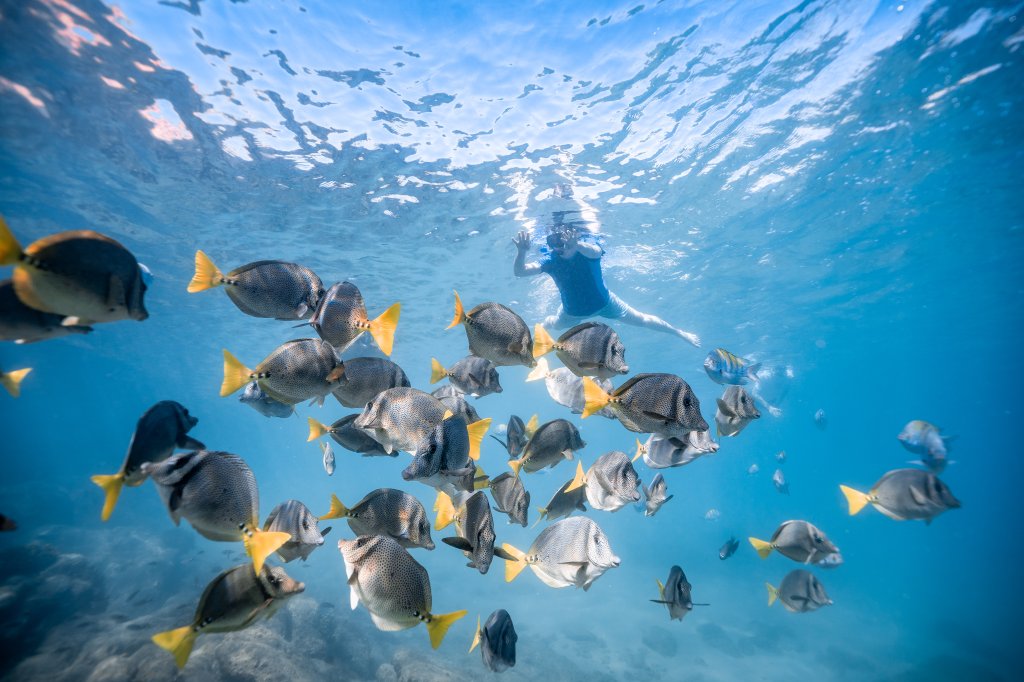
[840,468,960,524]
[0,215,149,324]
[490,414,537,458]
[152,563,304,668]
[354,387,484,455]
[221,338,345,405]
[337,535,466,648]
[186,250,323,320]
[532,321,628,379]
[565,451,641,512]
[263,499,331,562]
[651,565,708,621]
[0,366,31,398]
[470,609,517,672]
[446,290,535,367]
[403,411,492,495]
[508,418,585,476]
[501,516,619,590]
[487,472,530,527]
[91,401,204,522]
[534,474,588,527]
[331,356,410,408]
[436,490,517,574]
[581,373,708,439]
[143,450,290,574]
[429,355,503,397]
[0,279,93,343]
[748,520,839,564]
[766,570,832,613]
[309,281,400,355]
[320,488,434,550]
[307,415,393,457]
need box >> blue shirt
[539,247,610,316]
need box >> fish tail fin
[564,461,587,492]
[501,543,528,582]
[508,458,524,477]
[532,324,555,358]
[466,418,491,461]
[187,250,223,293]
[429,358,447,384]
[152,625,197,669]
[525,356,549,382]
[0,368,31,397]
[368,303,401,356]
[766,582,779,607]
[581,377,611,418]
[220,350,252,397]
[307,417,330,442]
[469,615,482,653]
[426,609,467,650]
[632,438,646,463]
[532,509,546,528]
[840,485,871,515]
[656,578,665,600]
[0,215,23,265]
[748,537,774,559]
[90,473,125,522]
[319,494,348,520]
[524,414,539,437]
[244,528,291,574]
[446,290,465,329]
[472,464,489,491]
[747,362,762,382]
[434,491,456,530]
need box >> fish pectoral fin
[493,546,517,562]
[442,536,474,552]
[716,399,736,417]
[908,485,929,506]
[349,584,360,610]
[294,303,308,318]
[576,362,601,369]
[177,435,206,450]
[642,410,673,424]
[649,600,672,605]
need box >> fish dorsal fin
[611,374,649,397]
[559,321,602,340]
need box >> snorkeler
[512,225,701,347]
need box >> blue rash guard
[539,244,611,316]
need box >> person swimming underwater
[512,221,701,347]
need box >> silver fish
[639,430,719,469]
[583,373,708,438]
[897,420,953,474]
[432,384,481,424]
[437,491,516,574]
[470,609,517,673]
[239,382,294,418]
[815,552,844,569]
[0,278,93,343]
[488,472,530,527]
[0,219,148,324]
[814,408,827,429]
[841,468,960,524]
[775,450,787,463]
[354,387,448,454]
[263,499,331,562]
[719,537,740,560]
[772,468,789,495]
[320,488,434,550]
[309,414,393,457]
[222,338,344,405]
[643,473,673,517]
[566,451,641,513]
[142,450,290,574]
[187,251,323,320]
[151,563,304,669]
[535,476,588,526]
[91,401,205,521]
[309,281,401,355]
[767,569,832,613]
[532,321,629,379]
[321,441,336,476]
[447,291,534,367]
[703,347,760,385]
[337,535,466,648]
[509,419,585,475]
[652,566,706,621]
[430,355,503,397]
[715,385,760,437]
[502,516,620,590]
[331,356,411,408]
[749,520,839,564]
[528,358,616,418]
[747,464,760,475]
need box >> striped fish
[703,348,760,386]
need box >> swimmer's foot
[678,330,701,348]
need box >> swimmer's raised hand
[512,230,531,252]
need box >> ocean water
[1,0,1022,680]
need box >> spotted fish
[446,291,534,367]
[840,468,960,524]
[187,251,323,320]
[221,338,345,405]
[310,281,400,355]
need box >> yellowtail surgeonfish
[748,520,839,564]
[0,366,31,398]
[0,215,148,324]
[152,563,304,668]
[532,321,628,379]
[143,450,290,574]
[187,250,324,320]
[840,468,960,524]
[221,338,345,405]
[320,488,435,550]
[581,373,708,438]
[91,400,204,521]
[0,279,92,343]
[446,290,534,368]
[502,516,619,590]
[766,569,832,613]
[309,281,400,355]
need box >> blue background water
[1,1,1022,680]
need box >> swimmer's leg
[604,292,701,347]
[542,305,583,330]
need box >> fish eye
[814,534,823,544]
[429,443,438,454]
[683,397,691,407]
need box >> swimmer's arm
[513,230,543,277]
[571,235,603,259]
